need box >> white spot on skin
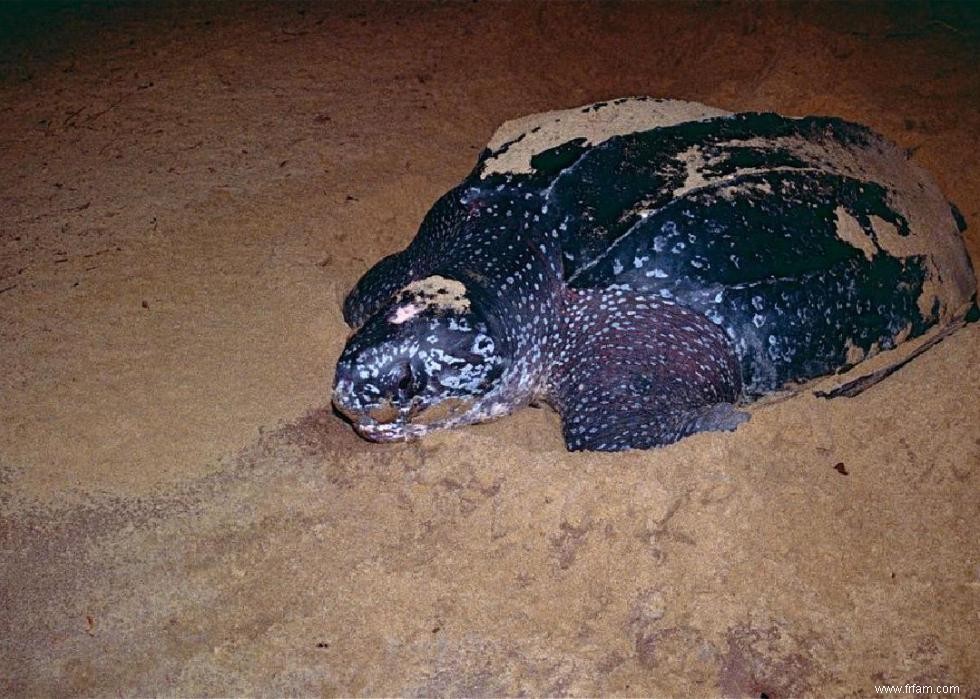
[471,334,495,357]
[390,303,423,324]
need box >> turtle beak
[331,394,359,424]
[332,386,423,443]
[351,415,426,443]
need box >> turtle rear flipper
[813,313,973,399]
[548,290,746,451]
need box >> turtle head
[333,275,510,442]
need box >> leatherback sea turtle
[332,98,977,451]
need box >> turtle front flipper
[548,289,747,451]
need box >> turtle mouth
[332,393,435,443]
[353,418,429,443]
[334,396,477,443]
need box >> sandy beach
[1,2,977,695]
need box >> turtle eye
[392,362,427,402]
[471,333,496,358]
[397,366,413,394]
[374,362,421,406]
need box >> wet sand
[1,2,978,696]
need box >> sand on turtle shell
[1,2,978,696]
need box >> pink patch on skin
[389,303,423,324]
